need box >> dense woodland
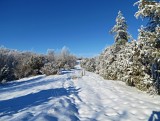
[81,0,160,94]
[0,47,76,83]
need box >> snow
[0,62,160,121]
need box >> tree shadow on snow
[74,68,81,70]
[60,71,72,75]
[67,86,82,102]
[0,77,61,93]
[0,76,45,90]
[0,86,81,118]
[148,111,160,121]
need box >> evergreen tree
[135,0,160,94]
[135,0,160,47]
[110,11,131,45]
[135,0,160,32]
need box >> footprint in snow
[139,101,144,104]
[123,102,129,105]
[113,106,119,110]
[104,109,118,116]
[130,110,137,115]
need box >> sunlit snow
[0,62,160,121]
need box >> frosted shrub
[28,55,46,75]
[64,64,70,70]
[41,62,59,76]
[81,58,96,72]
[0,48,17,82]
[0,65,14,83]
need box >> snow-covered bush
[0,65,14,83]
[0,47,17,82]
[46,49,55,62]
[55,47,77,70]
[14,52,43,78]
[81,58,96,72]
[0,46,77,83]
[41,62,59,75]
[28,55,46,75]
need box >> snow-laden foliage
[81,40,156,93]
[41,48,76,76]
[81,58,96,72]
[135,0,160,47]
[110,11,131,44]
[0,47,76,83]
[0,48,18,83]
[82,0,160,94]
[41,62,59,75]
[135,0,160,32]
[56,47,77,70]
[135,0,160,94]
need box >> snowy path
[0,65,160,121]
[73,72,160,121]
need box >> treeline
[0,47,76,83]
[81,0,160,94]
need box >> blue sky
[0,0,145,57]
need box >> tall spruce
[110,11,131,45]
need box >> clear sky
[0,0,145,57]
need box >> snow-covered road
[0,65,160,121]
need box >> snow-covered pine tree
[135,0,160,32]
[110,11,131,45]
[135,0,160,94]
[135,0,160,46]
